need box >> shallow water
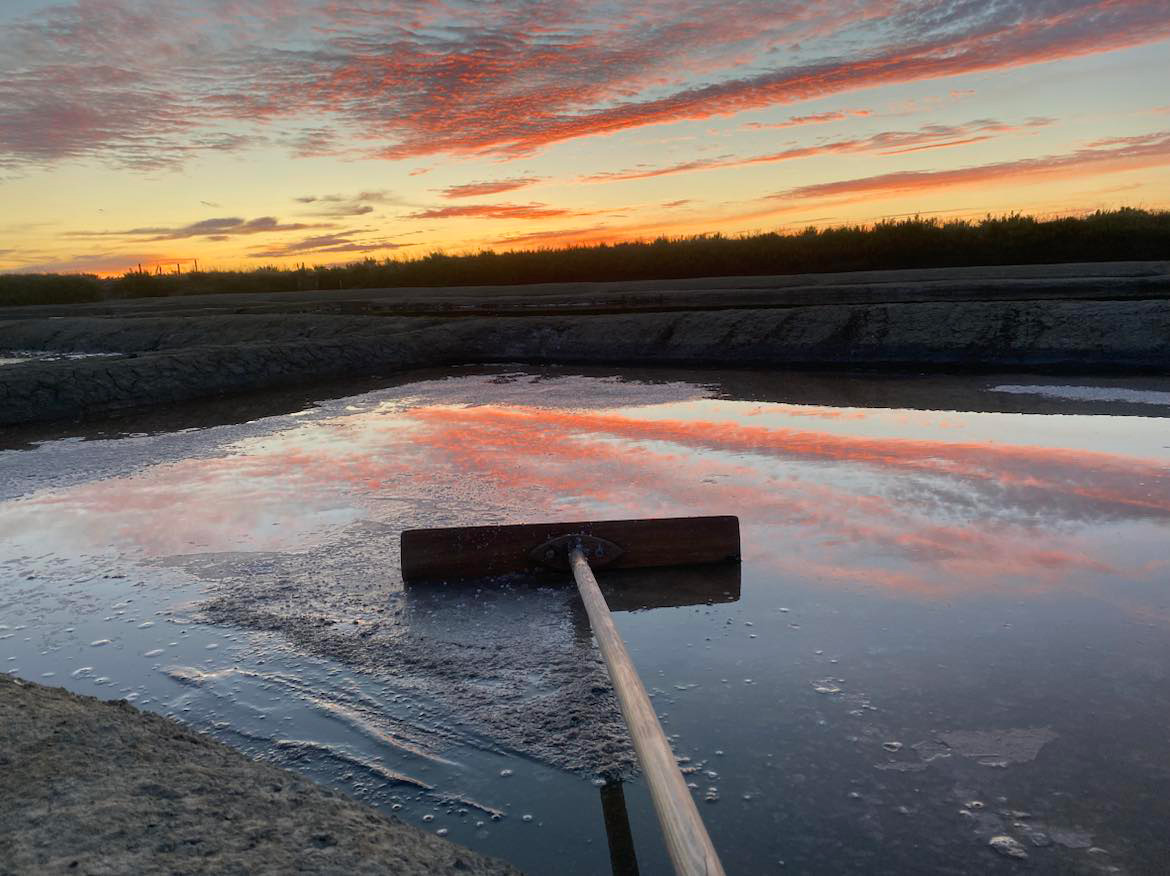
[2,366,1169,874]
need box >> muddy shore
[0,675,520,875]
[2,262,1168,426]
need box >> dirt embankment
[2,262,1168,426]
[0,675,520,875]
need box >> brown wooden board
[400,515,739,584]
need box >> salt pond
[2,366,1168,874]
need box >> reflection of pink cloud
[8,397,1165,613]
[407,406,1170,517]
[392,404,1142,601]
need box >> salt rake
[401,515,740,876]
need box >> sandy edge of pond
[1,263,1169,427]
[0,675,522,875]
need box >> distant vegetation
[2,208,1168,307]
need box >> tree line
[2,209,1167,307]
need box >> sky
[1,0,1169,275]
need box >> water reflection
[4,369,1170,873]
[3,375,1168,610]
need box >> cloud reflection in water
[3,382,1167,611]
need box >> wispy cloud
[494,225,614,246]
[248,231,415,259]
[294,190,402,217]
[66,216,325,242]
[439,177,543,199]
[407,202,586,221]
[743,109,871,130]
[2,1,1167,169]
[582,118,1056,183]
[769,130,1170,202]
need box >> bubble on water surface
[989,835,1028,860]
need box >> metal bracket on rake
[530,534,625,571]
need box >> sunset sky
[1,0,1169,275]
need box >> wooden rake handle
[570,548,726,876]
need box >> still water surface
[2,366,1168,874]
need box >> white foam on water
[990,384,1170,405]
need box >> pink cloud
[743,109,871,130]
[407,203,586,221]
[439,178,543,199]
[770,130,1170,201]
[1,1,1167,169]
[580,118,1054,183]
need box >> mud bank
[0,675,520,875]
[2,263,1168,426]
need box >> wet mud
[0,674,520,875]
[187,536,637,776]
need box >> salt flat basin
[2,366,1168,874]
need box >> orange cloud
[407,203,587,221]
[743,109,871,130]
[772,130,1170,201]
[440,178,543,199]
[580,118,1053,183]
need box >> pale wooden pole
[569,548,726,876]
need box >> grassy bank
[3,208,1168,307]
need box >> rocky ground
[0,675,521,875]
[2,261,1168,426]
